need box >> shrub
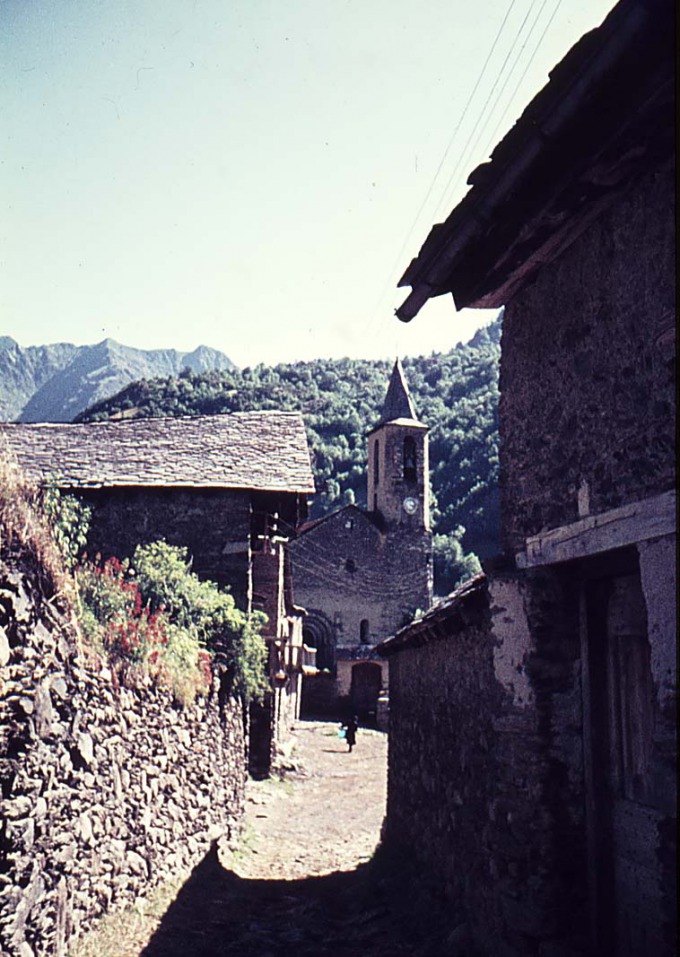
[132,541,267,703]
[39,484,91,571]
[76,542,267,706]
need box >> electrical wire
[433,0,541,221]
[480,0,564,159]
[365,0,522,341]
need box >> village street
[130,720,450,957]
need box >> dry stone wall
[0,557,246,957]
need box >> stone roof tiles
[396,0,674,317]
[380,359,418,424]
[377,573,487,656]
[0,412,315,494]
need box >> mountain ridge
[0,338,236,422]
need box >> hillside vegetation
[0,337,235,423]
[79,318,501,593]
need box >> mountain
[78,317,502,588]
[0,337,236,422]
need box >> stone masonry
[0,554,246,957]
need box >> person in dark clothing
[343,716,358,752]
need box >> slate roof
[293,504,385,541]
[377,573,487,656]
[0,412,315,494]
[380,359,418,424]
[396,0,674,317]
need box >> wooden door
[584,564,662,956]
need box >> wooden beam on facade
[516,490,676,568]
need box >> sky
[2,0,617,368]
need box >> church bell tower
[367,359,430,531]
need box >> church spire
[379,359,418,424]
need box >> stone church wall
[75,487,252,607]
[0,557,246,957]
[499,160,675,554]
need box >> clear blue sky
[2,0,616,367]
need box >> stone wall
[383,554,676,956]
[0,556,246,957]
[499,159,675,554]
[76,487,252,607]
[383,572,592,957]
[290,507,431,666]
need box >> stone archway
[301,611,336,675]
[300,610,338,717]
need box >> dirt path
[233,719,387,880]
[137,720,451,956]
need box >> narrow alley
[75,721,453,957]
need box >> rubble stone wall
[499,159,675,553]
[0,558,246,957]
[75,486,252,607]
[384,571,589,957]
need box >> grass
[67,875,186,957]
[0,449,76,608]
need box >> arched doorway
[300,611,337,717]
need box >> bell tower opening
[403,436,417,483]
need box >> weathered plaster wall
[0,558,246,957]
[385,554,676,955]
[499,160,675,553]
[76,487,252,607]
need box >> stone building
[0,412,317,773]
[380,1,676,955]
[288,360,432,719]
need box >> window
[404,436,417,482]
[374,441,380,486]
[345,558,356,573]
[360,619,369,643]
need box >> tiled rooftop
[0,412,315,494]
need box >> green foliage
[131,541,267,703]
[432,530,482,595]
[76,543,267,706]
[40,485,92,570]
[78,316,502,593]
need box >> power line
[480,0,564,158]
[433,0,541,221]
[366,0,522,338]
[438,0,555,215]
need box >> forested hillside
[79,317,501,593]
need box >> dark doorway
[350,662,382,718]
[583,550,659,956]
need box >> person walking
[343,715,358,753]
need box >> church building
[288,360,432,719]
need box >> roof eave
[396,0,672,320]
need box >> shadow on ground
[140,842,456,957]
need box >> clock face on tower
[402,496,418,515]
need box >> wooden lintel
[516,490,676,568]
